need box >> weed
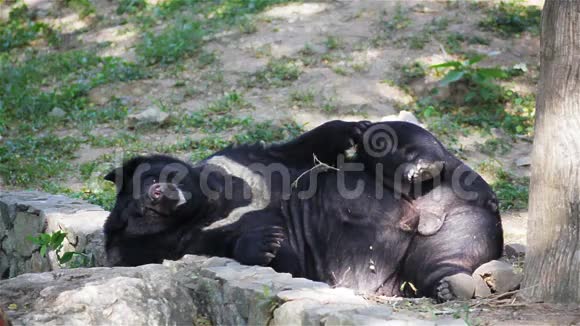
[234,121,303,144]
[238,17,258,34]
[408,33,429,50]
[477,138,511,156]
[28,230,95,267]
[332,66,349,76]
[246,57,303,88]
[427,55,534,134]
[399,62,426,85]
[325,35,343,50]
[290,90,315,107]
[383,3,411,32]
[321,97,338,113]
[0,50,144,126]
[0,4,56,52]
[299,44,316,57]
[479,0,541,37]
[172,92,253,132]
[62,0,96,17]
[137,19,204,65]
[117,0,147,15]
[0,135,81,187]
[477,161,529,210]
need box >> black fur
[103,120,503,301]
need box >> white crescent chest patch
[202,155,271,231]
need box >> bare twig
[291,154,339,188]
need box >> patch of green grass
[173,92,254,132]
[325,35,343,50]
[332,66,349,76]
[62,0,96,17]
[383,3,411,32]
[404,16,450,50]
[0,4,58,52]
[479,0,541,37]
[427,55,535,135]
[117,0,147,15]
[0,135,81,187]
[246,57,303,88]
[476,138,512,156]
[399,61,426,85]
[477,161,529,210]
[137,19,204,65]
[0,50,145,130]
[321,97,338,113]
[290,90,315,107]
[234,120,303,144]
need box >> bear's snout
[145,183,187,214]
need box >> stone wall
[0,191,108,279]
[0,191,467,325]
[0,255,465,325]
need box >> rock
[515,156,531,167]
[0,265,195,325]
[472,260,523,294]
[1,254,464,325]
[505,243,526,258]
[381,110,421,125]
[0,192,108,278]
[473,274,492,298]
[126,107,169,129]
[48,107,66,119]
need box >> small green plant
[137,19,204,65]
[383,3,411,32]
[429,55,535,134]
[290,90,315,107]
[477,138,511,156]
[246,57,303,88]
[430,55,507,87]
[479,0,541,37]
[62,0,96,17]
[117,0,147,14]
[27,231,94,267]
[477,161,529,210]
[0,4,56,52]
[399,62,426,85]
[325,35,343,50]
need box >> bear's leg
[268,120,371,166]
[401,208,502,302]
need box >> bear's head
[103,155,210,266]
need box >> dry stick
[291,154,339,188]
[469,284,540,309]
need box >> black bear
[103,120,503,301]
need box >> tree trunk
[523,1,580,303]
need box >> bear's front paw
[436,273,475,302]
[233,226,286,266]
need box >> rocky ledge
[0,255,464,326]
